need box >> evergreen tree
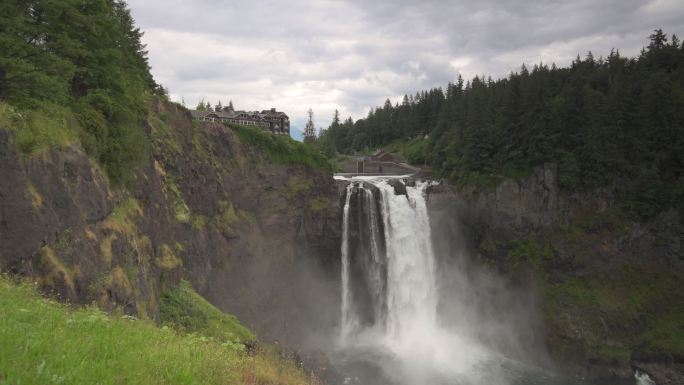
[649,29,668,50]
[0,0,161,183]
[317,31,684,216]
[332,109,340,128]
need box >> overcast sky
[126,0,684,138]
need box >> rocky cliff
[0,99,342,349]
[427,164,684,384]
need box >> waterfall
[635,371,656,385]
[337,176,440,342]
[335,176,499,384]
[334,175,632,385]
[340,183,355,340]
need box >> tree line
[319,30,684,216]
[0,0,163,183]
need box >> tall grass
[0,102,78,155]
[161,280,254,343]
[0,276,316,385]
[229,124,331,171]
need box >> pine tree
[649,29,668,50]
[332,109,340,128]
[671,34,680,49]
[304,108,316,143]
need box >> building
[190,107,290,135]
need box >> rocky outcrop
[0,100,342,348]
[426,165,684,382]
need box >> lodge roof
[191,108,288,121]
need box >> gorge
[331,175,668,385]
[1,2,681,383]
[1,99,680,384]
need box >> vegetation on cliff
[0,276,318,385]
[320,30,684,217]
[161,280,255,343]
[0,0,164,183]
[229,124,332,171]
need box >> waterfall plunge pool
[331,175,654,385]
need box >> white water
[334,175,655,385]
[340,182,356,340]
[635,371,656,385]
[336,176,494,384]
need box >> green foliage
[164,175,191,223]
[0,276,316,385]
[155,244,183,271]
[309,197,328,213]
[546,277,598,309]
[191,214,207,231]
[230,124,332,170]
[640,307,684,360]
[543,262,684,362]
[0,0,162,184]
[160,280,255,343]
[1,102,79,155]
[321,31,684,216]
[0,276,243,384]
[507,236,555,273]
[383,138,429,165]
[107,197,142,235]
[588,345,632,365]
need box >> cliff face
[0,100,342,348]
[427,165,684,384]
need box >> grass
[191,214,207,231]
[309,197,328,213]
[104,198,143,235]
[0,275,317,385]
[507,236,555,274]
[228,124,332,170]
[0,101,79,156]
[383,138,429,165]
[160,280,254,343]
[164,176,191,224]
[286,175,313,198]
[27,184,44,208]
[155,244,183,271]
[588,345,632,364]
[542,261,684,363]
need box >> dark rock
[0,100,343,353]
[425,163,684,382]
[387,179,406,196]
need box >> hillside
[0,275,317,385]
[318,29,684,383]
[320,30,684,218]
[0,97,341,348]
[426,166,684,384]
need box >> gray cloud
[127,0,684,134]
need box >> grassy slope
[0,101,79,156]
[228,124,332,171]
[0,276,315,385]
[382,138,428,165]
[160,280,255,343]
